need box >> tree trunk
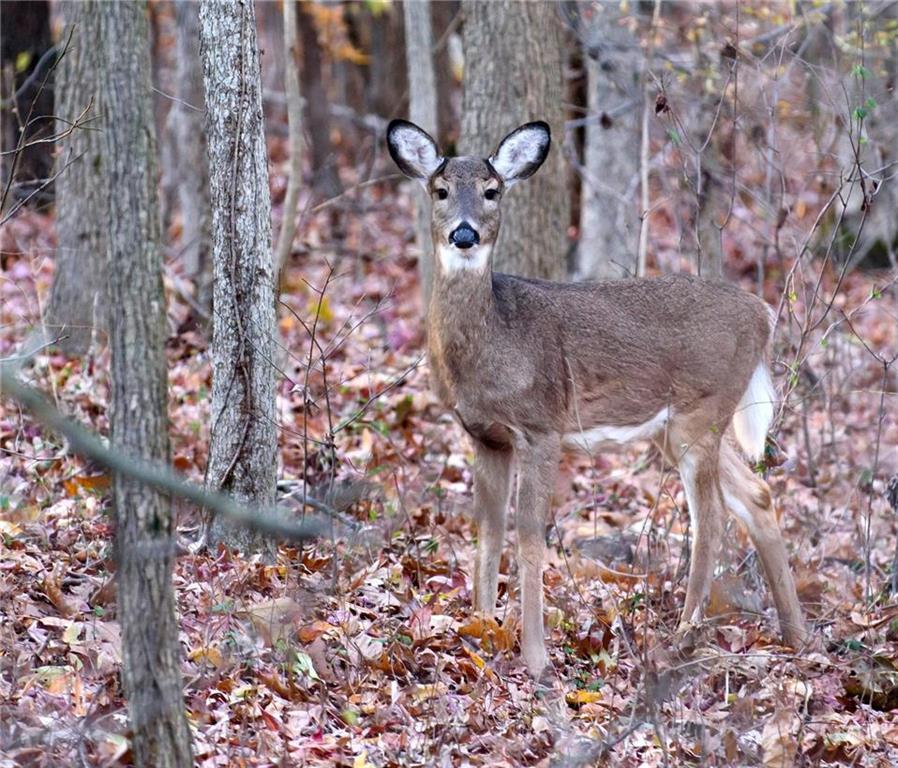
[44,0,105,355]
[368,4,407,119]
[403,0,438,309]
[432,0,460,148]
[98,2,193,766]
[274,0,304,279]
[169,0,212,320]
[200,0,278,557]
[298,3,342,199]
[578,3,641,280]
[459,0,569,280]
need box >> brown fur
[388,121,808,676]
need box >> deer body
[429,271,771,442]
[388,119,807,676]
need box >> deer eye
[435,188,449,200]
[484,188,499,201]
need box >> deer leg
[471,440,513,616]
[514,433,559,677]
[676,435,726,631]
[719,440,808,646]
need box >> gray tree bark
[274,0,303,278]
[578,4,641,280]
[200,0,278,557]
[98,2,193,766]
[169,0,212,318]
[403,0,438,309]
[459,0,569,280]
[44,0,104,355]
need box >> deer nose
[449,223,480,250]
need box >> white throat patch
[436,244,492,274]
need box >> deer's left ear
[489,121,551,187]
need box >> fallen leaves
[40,563,77,618]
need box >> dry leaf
[761,707,799,767]
[41,564,76,618]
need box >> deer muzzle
[449,222,480,250]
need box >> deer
[386,118,808,677]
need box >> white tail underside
[732,362,776,461]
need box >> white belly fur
[562,407,670,452]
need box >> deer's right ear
[387,120,443,183]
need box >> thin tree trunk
[460,0,569,280]
[200,0,278,557]
[432,0,459,148]
[368,4,407,118]
[169,0,212,319]
[578,3,641,280]
[98,2,192,765]
[275,0,303,278]
[298,3,342,199]
[403,0,438,309]
[44,0,104,355]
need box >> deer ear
[489,121,551,187]
[387,120,443,182]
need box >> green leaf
[865,96,878,111]
[851,64,871,79]
[853,106,868,121]
[15,51,32,74]
[666,128,681,146]
[292,652,320,681]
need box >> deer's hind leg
[658,427,727,632]
[472,440,514,617]
[718,439,807,646]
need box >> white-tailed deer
[387,118,808,676]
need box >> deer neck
[426,245,495,402]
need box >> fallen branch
[0,369,333,543]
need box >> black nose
[449,223,480,250]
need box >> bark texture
[275,0,303,277]
[578,4,641,279]
[459,0,568,280]
[44,0,105,354]
[200,0,278,556]
[98,2,192,766]
[403,0,438,309]
[169,0,212,317]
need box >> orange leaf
[64,474,110,496]
[172,455,192,472]
[297,620,335,644]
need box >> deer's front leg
[514,433,560,677]
[472,440,513,615]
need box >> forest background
[1,1,898,766]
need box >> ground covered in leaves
[2,154,898,766]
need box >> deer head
[386,119,551,274]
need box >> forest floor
[2,156,898,767]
